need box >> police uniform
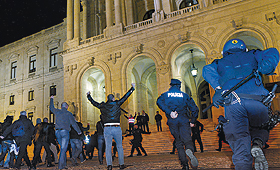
[157,79,199,170]
[202,39,279,170]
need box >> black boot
[47,163,55,167]
[107,165,112,170]
[120,164,125,169]
[182,164,189,170]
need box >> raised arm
[86,91,101,109]
[49,96,59,114]
[118,83,135,105]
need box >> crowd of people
[0,39,278,170]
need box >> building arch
[214,23,278,53]
[75,59,111,128]
[122,51,159,125]
[169,41,210,119]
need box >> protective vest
[128,117,135,124]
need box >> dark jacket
[191,121,204,136]
[155,114,162,122]
[131,128,144,147]
[3,115,35,143]
[87,87,135,124]
[157,85,199,123]
[142,113,149,123]
[96,121,104,136]
[33,122,53,143]
[1,116,13,141]
[70,122,84,140]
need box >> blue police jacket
[156,86,199,123]
[202,48,279,96]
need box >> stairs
[91,118,280,157]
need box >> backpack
[12,121,25,137]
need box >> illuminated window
[11,61,17,79]
[50,85,56,96]
[50,48,58,68]
[28,112,33,121]
[10,95,15,105]
[29,55,36,73]
[28,90,34,101]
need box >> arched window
[143,9,155,21]
[179,0,198,9]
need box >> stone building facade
[0,0,280,131]
[0,23,66,123]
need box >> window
[11,61,17,79]
[143,9,155,21]
[10,95,15,105]
[50,48,58,68]
[179,0,197,9]
[29,55,36,73]
[50,85,56,96]
[28,90,34,101]
[28,112,33,121]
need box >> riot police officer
[157,79,199,170]
[202,39,279,170]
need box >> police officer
[202,39,279,170]
[157,79,199,170]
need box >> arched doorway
[171,44,210,119]
[126,56,158,124]
[80,67,105,129]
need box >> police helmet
[223,39,246,54]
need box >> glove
[170,111,178,119]
[259,58,276,75]
[212,89,225,108]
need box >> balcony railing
[166,4,200,19]
[80,34,105,45]
[79,0,232,46]
[124,18,153,32]
[213,0,228,4]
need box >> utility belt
[224,92,265,106]
[237,94,265,102]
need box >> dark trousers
[224,99,269,170]
[156,121,162,131]
[33,141,52,165]
[168,118,194,166]
[218,133,228,150]
[192,134,203,152]
[130,142,147,156]
[15,141,31,169]
[128,123,134,133]
[142,122,149,132]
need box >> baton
[121,108,128,114]
[202,70,256,113]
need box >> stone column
[67,0,74,40]
[125,0,134,25]
[154,0,162,12]
[81,0,88,40]
[74,0,80,39]
[115,0,122,25]
[106,0,113,27]
[153,0,164,22]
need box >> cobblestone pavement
[13,148,280,170]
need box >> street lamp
[190,49,198,77]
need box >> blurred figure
[155,111,162,132]
[1,111,34,169]
[191,120,204,153]
[128,124,147,157]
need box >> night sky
[0,0,66,47]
